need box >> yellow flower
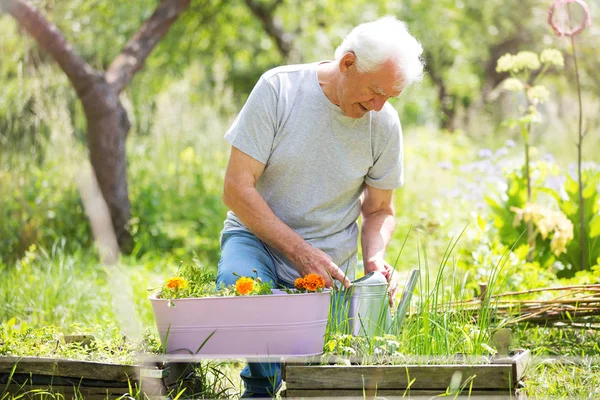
[511,203,574,256]
[236,277,255,295]
[179,146,196,164]
[165,277,188,290]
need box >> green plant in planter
[324,231,516,362]
[154,262,328,300]
[154,263,273,300]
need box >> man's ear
[339,52,356,74]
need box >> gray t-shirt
[222,62,403,283]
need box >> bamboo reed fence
[439,284,600,326]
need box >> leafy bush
[485,164,565,268]
[543,169,600,276]
[0,163,91,264]
[484,160,599,276]
[127,144,228,265]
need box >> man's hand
[291,242,352,289]
[365,257,399,307]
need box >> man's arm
[361,184,398,304]
[222,146,351,288]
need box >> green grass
[510,325,599,398]
[0,244,177,330]
[0,321,155,363]
[525,356,600,399]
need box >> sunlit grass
[0,243,186,331]
[525,356,600,399]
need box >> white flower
[513,51,541,71]
[527,85,550,105]
[503,78,525,92]
[496,51,541,73]
[540,49,564,68]
[496,54,514,73]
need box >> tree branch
[105,0,191,94]
[244,0,292,59]
[0,0,97,97]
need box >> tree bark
[244,0,292,59]
[106,0,191,94]
[1,0,190,254]
[426,57,456,132]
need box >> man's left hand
[364,258,398,307]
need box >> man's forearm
[223,182,306,263]
[361,212,396,267]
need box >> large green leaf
[590,213,600,238]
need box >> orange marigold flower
[165,277,188,290]
[294,277,305,290]
[236,277,255,295]
[303,273,325,292]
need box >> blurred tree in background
[0,0,192,259]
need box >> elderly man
[217,16,424,397]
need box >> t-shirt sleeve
[365,113,404,190]
[224,76,278,164]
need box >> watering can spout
[388,269,420,334]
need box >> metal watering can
[332,269,419,337]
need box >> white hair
[334,16,425,89]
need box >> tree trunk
[83,83,133,252]
[1,0,190,255]
[427,64,456,132]
[438,84,457,132]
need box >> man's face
[337,56,403,119]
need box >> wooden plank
[2,384,133,400]
[0,356,138,382]
[285,388,522,399]
[490,350,530,382]
[285,364,515,390]
[513,350,530,381]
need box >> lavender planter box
[150,289,331,358]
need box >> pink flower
[548,0,592,37]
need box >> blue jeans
[217,230,294,397]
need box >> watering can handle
[388,269,419,332]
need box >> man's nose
[371,95,388,112]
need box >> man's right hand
[291,242,352,289]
